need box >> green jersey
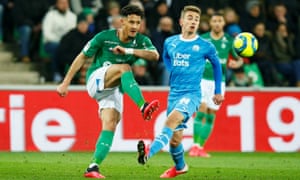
[201,32,238,81]
[83,29,157,81]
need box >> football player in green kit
[189,12,243,157]
[57,5,160,178]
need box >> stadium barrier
[0,85,299,152]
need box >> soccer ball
[233,32,258,57]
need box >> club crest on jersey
[192,45,200,51]
[103,61,112,66]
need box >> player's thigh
[104,64,132,88]
[199,102,208,112]
[166,110,185,129]
[86,66,110,98]
[97,87,123,114]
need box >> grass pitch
[0,152,299,179]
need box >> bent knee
[170,138,181,147]
[118,64,132,73]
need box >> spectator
[42,0,77,83]
[250,22,281,86]
[146,0,170,33]
[230,68,253,87]
[109,15,122,30]
[266,3,297,35]
[82,8,96,35]
[56,13,92,84]
[140,19,151,36]
[1,0,14,43]
[239,0,265,33]
[198,14,210,34]
[227,0,247,18]
[129,0,144,12]
[13,0,49,62]
[168,0,187,33]
[69,0,102,15]
[132,59,153,85]
[150,16,174,85]
[223,7,242,37]
[271,23,300,87]
[95,0,120,32]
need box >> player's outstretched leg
[120,71,159,120]
[160,164,188,178]
[84,163,105,179]
[141,99,160,120]
[137,140,148,165]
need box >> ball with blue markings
[233,32,258,57]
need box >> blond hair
[181,5,201,18]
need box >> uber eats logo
[173,53,190,67]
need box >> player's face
[180,11,200,35]
[210,15,225,33]
[122,14,142,38]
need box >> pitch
[0,152,299,179]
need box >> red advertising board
[0,86,299,152]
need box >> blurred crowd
[0,0,299,87]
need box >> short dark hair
[210,12,224,18]
[120,4,144,18]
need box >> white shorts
[201,79,225,110]
[86,65,123,113]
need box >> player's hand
[110,45,126,55]
[228,59,243,69]
[212,94,224,105]
[57,83,69,97]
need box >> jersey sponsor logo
[175,53,190,59]
[173,53,190,67]
[115,58,127,63]
[104,40,119,45]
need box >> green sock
[199,114,216,146]
[121,71,145,108]
[193,111,206,146]
[92,130,114,165]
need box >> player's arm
[57,35,101,97]
[57,52,89,97]
[111,36,159,61]
[111,46,159,61]
[207,45,224,105]
[162,40,171,71]
[132,49,159,61]
[228,56,243,68]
